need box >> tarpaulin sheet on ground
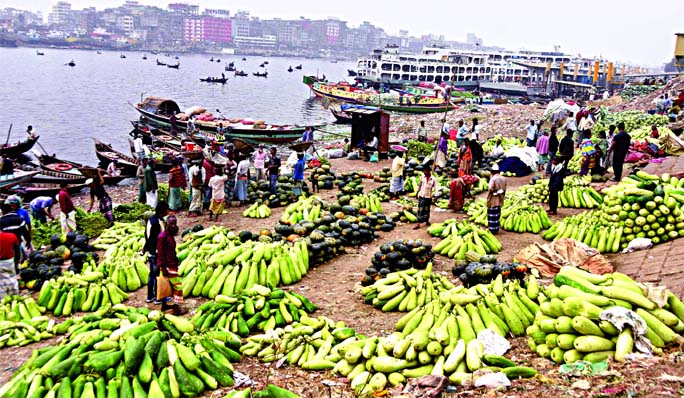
[514,238,613,277]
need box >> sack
[157,275,171,300]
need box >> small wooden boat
[10,182,88,201]
[225,65,235,72]
[288,66,293,72]
[167,62,180,69]
[120,54,126,59]
[175,56,179,59]
[233,138,253,155]
[234,71,248,77]
[67,60,75,67]
[1,136,39,158]
[210,57,214,62]
[94,139,140,175]
[295,65,302,70]
[242,57,247,61]
[96,51,102,54]
[156,59,166,66]
[0,170,40,191]
[330,108,353,124]
[260,63,265,67]
[253,71,268,77]
[142,54,147,60]
[200,76,228,84]
[33,151,130,185]
[347,69,357,76]
[216,59,221,63]
[288,142,312,153]
[36,50,45,56]
[126,139,173,173]
[263,61,269,65]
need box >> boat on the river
[1,136,39,158]
[347,69,357,76]
[133,97,306,144]
[253,71,268,77]
[200,75,228,84]
[120,54,126,59]
[142,54,147,60]
[303,75,457,114]
[295,65,302,70]
[93,139,142,175]
[167,62,180,69]
[288,66,293,72]
[33,152,129,185]
[66,60,75,67]
[156,59,166,66]
[225,64,235,72]
[234,71,248,77]
[0,170,40,191]
[129,123,205,161]
[36,51,44,56]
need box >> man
[208,168,228,221]
[167,159,186,212]
[202,156,216,210]
[188,161,204,217]
[58,182,76,234]
[456,120,468,147]
[234,155,250,205]
[546,126,560,175]
[536,129,550,172]
[525,120,537,147]
[133,134,145,160]
[266,147,281,195]
[562,112,577,136]
[293,153,306,195]
[577,112,594,147]
[215,123,226,150]
[416,120,427,142]
[389,152,405,200]
[548,157,565,215]
[470,138,484,169]
[29,196,54,223]
[157,215,185,315]
[486,164,507,234]
[26,125,36,139]
[107,160,121,177]
[607,122,631,182]
[1,156,13,180]
[470,118,481,142]
[559,129,575,169]
[301,126,314,143]
[253,144,268,181]
[144,159,158,208]
[413,167,439,230]
[1,201,31,268]
[137,159,146,204]
[170,112,178,134]
[364,135,378,161]
[7,196,30,235]
[144,201,168,304]
[489,139,504,158]
[87,176,113,222]
[0,227,19,299]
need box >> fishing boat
[167,62,180,69]
[142,54,147,60]
[10,182,88,201]
[242,57,247,61]
[303,75,456,114]
[1,136,39,158]
[0,170,40,191]
[199,76,228,84]
[288,66,293,72]
[93,139,141,175]
[120,54,126,59]
[216,59,221,63]
[225,64,235,72]
[210,57,214,62]
[132,97,306,144]
[253,71,268,77]
[67,60,75,67]
[347,69,357,76]
[295,65,302,70]
[156,59,166,66]
[96,51,101,54]
[33,152,128,185]
[36,50,44,56]
[263,60,269,65]
[234,71,248,77]
[129,124,204,161]
[260,63,265,68]
[127,139,173,172]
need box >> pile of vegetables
[224,385,300,398]
[541,211,624,253]
[157,183,189,209]
[36,270,129,315]
[0,307,240,398]
[429,219,501,260]
[365,239,435,283]
[308,164,335,190]
[620,84,662,100]
[593,108,668,135]
[112,203,153,223]
[335,172,365,195]
[32,209,109,248]
[90,222,149,292]
[467,195,553,233]
[0,296,52,348]
[242,202,272,219]
[191,286,317,336]
[528,266,684,364]
[373,167,392,184]
[278,195,328,225]
[369,184,391,202]
[518,176,604,208]
[247,175,309,208]
[406,140,435,158]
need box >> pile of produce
[112,203,153,223]
[369,184,391,202]
[528,266,684,364]
[360,266,455,311]
[406,140,435,158]
[620,84,662,100]
[593,108,668,135]
[279,195,328,225]
[468,195,553,233]
[481,136,523,154]
[541,211,624,253]
[247,175,309,208]
[0,307,240,398]
[92,222,145,250]
[518,176,604,208]
[452,260,529,287]
[308,164,335,190]
[191,286,317,336]
[91,222,148,292]
[36,270,129,315]
[373,167,392,183]
[366,239,435,280]
[335,172,365,195]
[32,209,109,248]
[348,193,384,214]
[0,296,52,348]
[223,385,300,398]
[429,219,501,259]
[242,202,272,219]
[157,183,189,209]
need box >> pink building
[325,21,340,45]
[203,16,231,43]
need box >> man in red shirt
[58,182,76,234]
[0,230,19,299]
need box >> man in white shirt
[525,120,537,147]
[490,138,504,158]
[456,120,468,146]
[133,135,145,160]
[364,135,379,161]
[107,160,121,177]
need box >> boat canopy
[138,97,181,116]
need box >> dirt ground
[3,155,684,398]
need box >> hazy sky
[7,0,684,65]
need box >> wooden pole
[5,124,12,147]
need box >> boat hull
[310,86,454,114]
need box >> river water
[0,47,353,164]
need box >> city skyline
[3,0,683,66]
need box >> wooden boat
[36,51,44,56]
[120,54,126,59]
[200,76,228,84]
[33,151,130,185]
[253,71,268,77]
[167,63,180,69]
[1,136,39,158]
[295,65,302,70]
[94,139,141,175]
[234,71,248,77]
[233,138,253,155]
[347,69,357,76]
[10,182,88,201]
[156,59,166,66]
[225,64,235,72]
[0,170,40,191]
[126,139,173,172]
[216,59,221,63]
[228,61,235,67]
[67,60,75,67]
[133,97,306,145]
[288,66,293,72]
[330,108,353,124]
[260,63,265,67]
[142,54,147,60]
[210,57,214,62]
[288,142,312,153]
[96,51,101,54]
[242,57,246,61]
[130,123,205,161]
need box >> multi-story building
[325,18,340,46]
[232,10,250,38]
[117,15,134,33]
[202,16,231,43]
[183,17,202,43]
[48,1,71,26]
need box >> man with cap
[486,164,507,234]
[253,144,269,182]
[29,196,54,223]
[266,146,281,194]
[7,196,31,235]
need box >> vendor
[457,139,473,178]
[489,138,504,158]
[448,171,466,212]
[650,124,660,139]
[363,135,378,161]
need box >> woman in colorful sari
[457,138,473,178]
[579,131,597,176]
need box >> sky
[6,0,684,66]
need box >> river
[0,47,354,164]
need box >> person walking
[58,182,76,234]
[168,159,186,212]
[293,153,306,196]
[548,157,565,215]
[607,122,631,182]
[389,152,405,200]
[234,155,250,205]
[133,134,145,160]
[559,129,575,169]
[546,126,560,175]
[562,112,576,139]
[208,168,228,221]
[535,129,550,172]
[470,118,481,142]
[188,161,204,217]
[448,172,466,212]
[266,147,281,194]
[137,159,146,204]
[144,201,168,304]
[456,120,468,147]
[525,120,537,147]
[457,139,473,178]
[0,228,19,299]
[436,131,448,169]
[86,173,113,222]
[253,144,268,181]
[1,201,31,267]
[144,159,158,208]
[157,215,185,315]
[413,168,438,230]
[416,120,427,142]
[486,164,507,234]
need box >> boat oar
[5,124,12,147]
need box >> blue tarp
[497,157,532,177]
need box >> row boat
[0,170,40,191]
[1,136,40,158]
[33,151,130,185]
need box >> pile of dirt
[611,77,684,112]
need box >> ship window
[465,76,471,81]
[393,64,400,71]
[381,63,392,71]
[381,73,391,79]
[419,66,426,73]
[459,67,465,74]
[466,67,472,74]
[399,57,407,61]
[419,75,426,80]
[411,66,418,72]
[486,67,491,73]
[410,75,417,81]
[393,74,400,80]
[435,76,442,83]
[458,76,464,81]
[473,76,478,81]
[402,74,409,80]
[427,75,434,82]
[403,65,410,72]
[443,75,450,81]
[428,66,435,73]
[436,66,443,73]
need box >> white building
[48,1,71,25]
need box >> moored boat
[167,62,180,69]
[0,170,40,191]
[253,71,268,77]
[10,182,88,201]
[33,151,130,185]
[93,139,141,175]
[1,136,39,158]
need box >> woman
[157,215,185,315]
[436,131,448,168]
[167,158,186,212]
[87,173,113,222]
[136,160,146,203]
[457,139,473,178]
[449,172,466,212]
[579,131,597,176]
